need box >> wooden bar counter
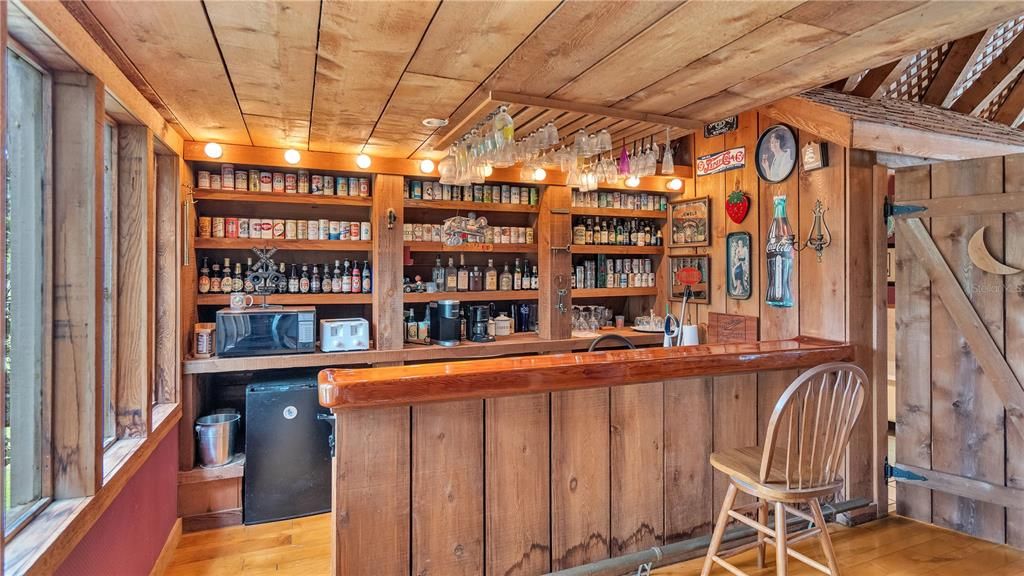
[318,337,852,575]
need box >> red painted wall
[56,425,179,576]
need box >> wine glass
[598,129,612,153]
[661,128,674,175]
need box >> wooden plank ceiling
[73,1,1024,159]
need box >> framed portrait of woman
[669,197,710,247]
[755,124,797,183]
[726,231,752,300]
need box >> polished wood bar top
[318,337,853,410]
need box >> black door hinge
[884,457,928,482]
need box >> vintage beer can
[248,218,261,239]
[318,219,329,241]
[336,176,348,196]
[272,172,285,193]
[198,216,212,238]
[307,220,319,240]
[259,171,273,193]
[530,187,539,206]
[311,174,323,195]
[234,170,248,191]
[403,223,412,241]
[484,226,494,244]
[298,170,310,194]
[483,185,493,204]
[339,221,350,241]
[349,221,360,240]
[412,223,423,242]
[423,181,434,201]
[500,185,510,204]
[329,220,341,240]
[510,186,520,204]
[237,218,249,239]
[285,173,297,193]
[442,184,452,201]
[323,175,334,196]
[296,220,307,240]
[410,180,422,199]
[349,177,360,197]
[285,219,297,240]
[501,226,511,244]
[210,174,221,190]
[197,170,211,189]
[517,227,526,244]
[473,185,483,203]
[358,178,369,197]
[360,221,371,241]
[212,217,225,238]
[261,219,274,240]
[224,217,238,239]
[249,170,260,192]
[272,219,285,239]
[525,227,534,244]
[220,164,234,190]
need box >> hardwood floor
[164,514,1024,575]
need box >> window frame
[101,116,118,450]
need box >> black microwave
[215,306,316,357]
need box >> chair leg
[809,498,840,576]
[775,501,788,576]
[701,482,739,576]
[757,498,769,569]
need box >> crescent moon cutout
[968,226,1022,275]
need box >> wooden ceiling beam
[850,56,913,99]
[993,73,1024,126]
[489,91,703,130]
[950,29,1024,115]
[921,29,994,108]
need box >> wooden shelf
[407,241,536,253]
[570,206,668,219]
[194,188,372,208]
[178,454,245,485]
[405,199,539,213]
[404,290,537,303]
[573,287,658,298]
[195,238,371,251]
[197,293,372,305]
[571,244,663,255]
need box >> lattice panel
[886,44,950,102]
[954,14,1024,100]
[980,72,1021,120]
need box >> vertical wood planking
[690,129,724,327]
[116,124,154,437]
[1004,154,1024,548]
[929,157,1006,543]
[894,164,932,523]
[373,174,405,351]
[540,185,571,339]
[335,406,411,575]
[758,113,799,340]
[610,382,664,556]
[52,71,103,498]
[551,388,610,570]
[1,2,7,558]
[723,110,760,318]
[154,153,179,405]
[712,376,757,509]
[664,378,713,543]
[412,400,484,576]
[486,394,550,575]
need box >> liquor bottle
[432,257,446,291]
[221,259,233,294]
[512,258,522,290]
[584,218,594,245]
[288,264,299,293]
[352,261,362,293]
[332,260,343,293]
[655,228,663,247]
[457,254,469,292]
[616,219,625,245]
[630,220,639,246]
[276,262,288,294]
[310,264,321,293]
[232,262,244,292]
[445,257,458,292]
[485,259,498,291]
[765,195,795,307]
[531,265,539,290]
[600,219,609,245]
[362,260,372,293]
[209,262,221,293]
[469,265,482,291]
[341,259,352,293]
[243,258,255,293]
[573,219,586,245]
[198,257,210,294]
[297,264,308,293]
[320,263,332,293]
[499,262,513,291]
[521,261,530,289]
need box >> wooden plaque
[707,312,758,344]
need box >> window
[4,48,52,534]
[102,119,117,447]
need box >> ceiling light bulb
[204,142,223,159]
[482,164,493,177]
[284,149,301,165]
[356,153,372,169]
[667,178,683,191]
[533,167,547,181]
[419,159,435,174]
[625,175,640,188]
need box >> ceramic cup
[229,292,255,311]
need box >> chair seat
[710,446,843,503]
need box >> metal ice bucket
[195,413,239,467]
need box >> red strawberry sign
[726,189,750,224]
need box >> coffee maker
[468,305,494,343]
[428,300,461,346]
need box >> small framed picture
[669,197,710,247]
[670,255,710,304]
[756,124,797,183]
[726,232,752,300]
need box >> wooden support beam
[851,120,1024,160]
[893,191,1024,218]
[993,73,1024,127]
[922,29,993,108]
[893,462,1024,509]
[538,185,571,339]
[761,97,852,148]
[371,175,405,352]
[154,153,179,405]
[898,217,1024,440]
[491,91,703,130]
[850,57,912,99]
[951,30,1024,115]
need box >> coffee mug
[229,292,254,311]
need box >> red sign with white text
[696,146,746,176]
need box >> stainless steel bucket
[196,413,239,467]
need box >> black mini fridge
[244,378,332,524]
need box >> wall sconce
[799,199,832,261]
[204,142,223,159]
[356,153,372,169]
[284,149,301,164]
[666,178,683,191]
[419,159,435,174]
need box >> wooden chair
[700,362,867,576]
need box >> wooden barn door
[893,155,1024,547]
